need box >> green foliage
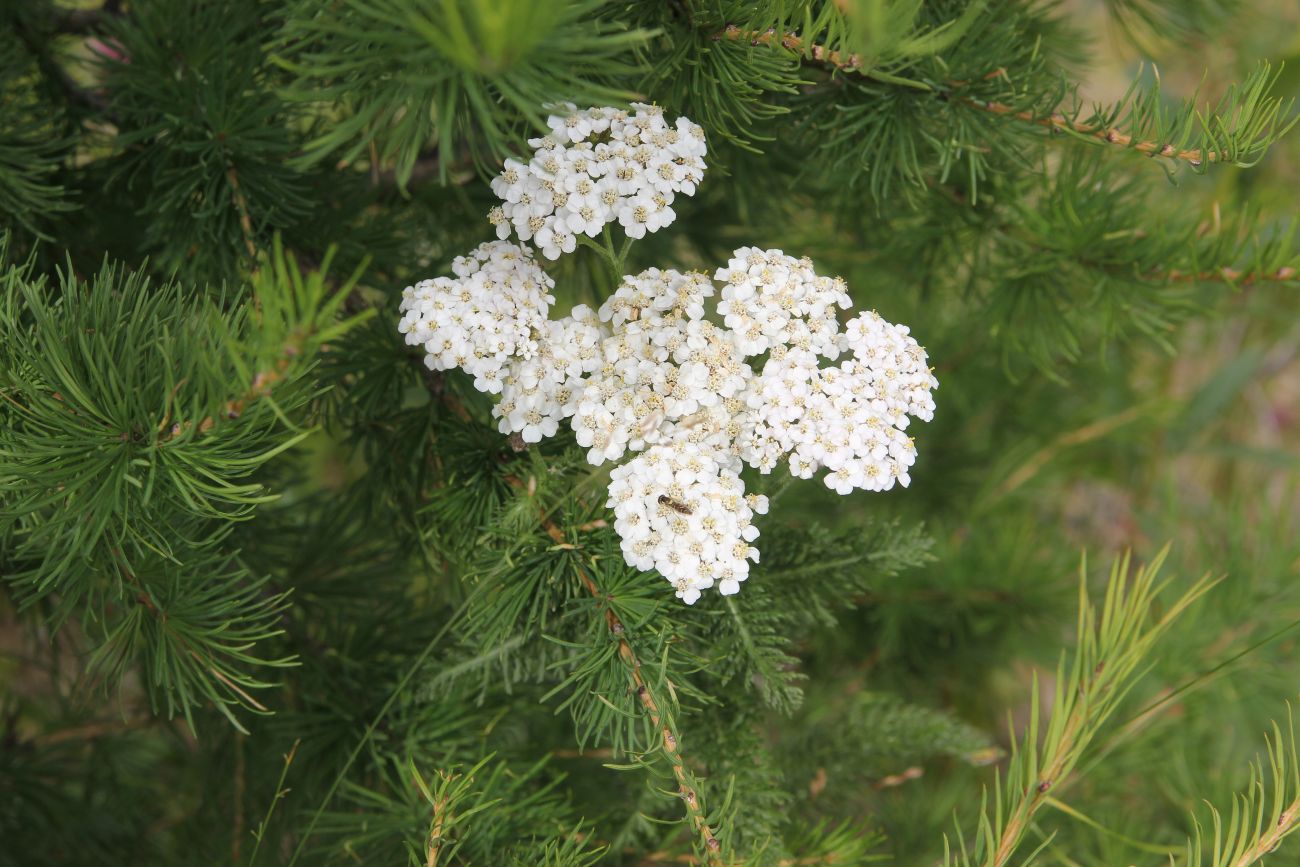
[943,549,1218,866]
[3,1,1300,865]
[1181,705,1300,867]
[315,755,605,865]
[0,24,75,240]
[0,239,370,729]
[1060,61,1297,172]
[788,691,997,785]
[275,0,652,184]
[100,0,312,282]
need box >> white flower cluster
[716,248,938,493]
[492,306,604,444]
[608,443,768,604]
[488,103,707,260]
[397,242,555,394]
[573,269,751,466]
[399,106,937,605]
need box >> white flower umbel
[398,108,937,604]
[397,241,556,394]
[715,248,938,495]
[572,268,751,465]
[488,104,707,259]
[607,441,768,604]
[493,305,607,443]
[715,246,852,359]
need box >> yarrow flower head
[397,241,555,394]
[488,103,708,259]
[608,443,767,605]
[399,107,937,605]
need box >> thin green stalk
[286,599,471,866]
[576,226,628,285]
[248,739,300,867]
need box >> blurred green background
[805,2,1300,859]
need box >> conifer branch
[425,787,450,867]
[1181,705,1300,867]
[966,99,1222,166]
[943,549,1218,866]
[156,345,290,443]
[1230,811,1300,867]
[504,473,725,864]
[157,243,372,443]
[717,25,867,72]
[716,27,1293,169]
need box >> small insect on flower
[658,495,693,515]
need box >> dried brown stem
[504,474,724,864]
[1230,800,1300,867]
[225,164,259,260]
[1159,265,1298,286]
[426,791,449,867]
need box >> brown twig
[504,474,725,864]
[157,344,297,443]
[426,790,450,867]
[1230,800,1300,867]
[718,24,866,72]
[225,163,259,261]
[969,99,1219,166]
[1159,265,1298,286]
